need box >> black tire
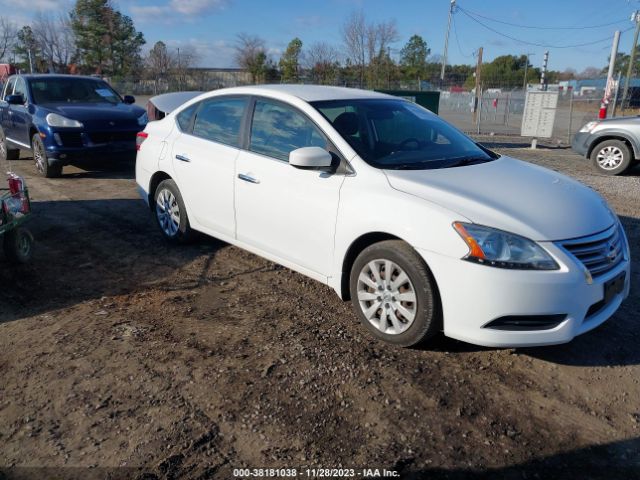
[590,139,633,175]
[3,227,34,264]
[32,133,62,178]
[349,240,441,347]
[153,179,193,244]
[0,126,20,161]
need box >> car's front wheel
[153,179,193,244]
[591,139,633,175]
[32,134,62,178]
[349,240,441,347]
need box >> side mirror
[289,146,333,170]
[6,94,24,105]
[123,95,136,105]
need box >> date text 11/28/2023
[232,468,400,478]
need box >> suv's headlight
[137,112,148,126]
[579,121,599,133]
[453,222,559,270]
[46,113,83,128]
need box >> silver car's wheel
[596,145,624,170]
[357,259,417,335]
[155,188,181,237]
[590,139,632,175]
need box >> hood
[384,157,615,241]
[40,102,145,128]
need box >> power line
[457,6,627,30]
[458,8,634,49]
[452,13,473,58]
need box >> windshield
[30,77,122,105]
[311,99,495,170]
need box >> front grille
[560,225,624,277]
[88,131,137,144]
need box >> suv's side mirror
[123,95,135,105]
[6,94,24,105]
[289,146,333,170]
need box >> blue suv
[0,74,147,177]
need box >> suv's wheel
[349,240,441,347]
[591,139,633,175]
[153,179,193,243]
[32,133,62,178]
[0,127,20,161]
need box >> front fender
[587,129,640,158]
[329,168,469,297]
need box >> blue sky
[2,0,638,71]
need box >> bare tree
[342,11,398,88]
[305,42,340,85]
[234,33,267,83]
[341,10,366,87]
[33,13,75,72]
[0,17,17,62]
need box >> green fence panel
[375,90,440,115]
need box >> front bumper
[44,129,140,165]
[417,238,631,348]
[571,131,591,157]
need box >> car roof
[14,74,106,82]
[214,84,395,102]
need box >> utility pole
[440,0,456,81]
[602,30,621,118]
[540,50,549,90]
[472,47,483,125]
[621,10,640,112]
[523,52,534,90]
[177,47,181,91]
[27,49,33,74]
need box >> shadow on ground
[0,198,224,323]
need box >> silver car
[572,116,640,175]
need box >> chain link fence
[438,88,603,145]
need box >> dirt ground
[0,141,639,480]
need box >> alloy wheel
[155,188,180,237]
[596,146,624,170]
[33,141,46,174]
[356,258,417,335]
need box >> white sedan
[135,85,631,348]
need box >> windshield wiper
[446,156,491,168]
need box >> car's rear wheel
[153,179,193,244]
[349,240,441,347]
[0,127,20,161]
[32,134,62,178]
[591,139,632,175]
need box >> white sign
[521,91,559,138]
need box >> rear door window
[176,103,198,133]
[192,97,247,147]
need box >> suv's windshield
[312,99,495,170]
[30,77,122,105]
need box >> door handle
[175,154,190,162]
[238,173,260,184]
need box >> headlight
[453,222,559,270]
[138,112,148,126]
[46,113,83,128]
[579,121,599,133]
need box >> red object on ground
[492,98,498,109]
